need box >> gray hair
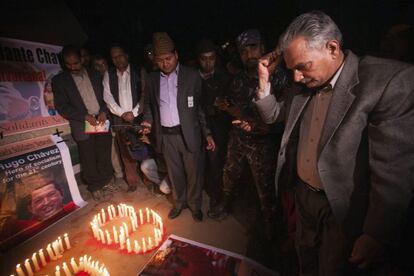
[278,11,343,52]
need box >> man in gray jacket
[255,11,414,275]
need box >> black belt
[297,177,324,193]
[161,125,181,135]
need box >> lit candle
[119,228,125,250]
[139,209,143,225]
[78,257,84,271]
[105,230,112,245]
[64,233,71,249]
[134,240,140,254]
[127,238,132,253]
[52,241,62,258]
[107,206,113,220]
[62,262,71,276]
[97,214,102,226]
[111,205,116,217]
[16,264,25,276]
[117,205,122,217]
[146,207,150,223]
[130,217,136,231]
[58,236,64,252]
[101,209,106,223]
[70,257,79,273]
[55,265,61,276]
[113,226,119,243]
[39,249,47,266]
[123,222,129,237]
[148,237,153,249]
[154,228,158,244]
[31,253,40,271]
[142,237,147,253]
[151,209,156,224]
[133,214,138,228]
[99,229,106,244]
[47,244,57,260]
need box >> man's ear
[326,40,341,58]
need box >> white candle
[105,230,112,245]
[64,233,71,249]
[133,214,138,228]
[47,244,57,260]
[55,265,61,276]
[146,207,150,223]
[126,238,132,253]
[123,222,129,237]
[142,237,147,253]
[52,241,62,258]
[62,262,71,276]
[108,206,113,220]
[113,226,119,243]
[134,240,140,254]
[117,205,122,217]
[119,228,125,250]
[58,236,64,252]
[148,237,153,249]
[130,216,136,231]
[139,209,143,225]
[151,209,156,224]
[97,215,102,226]
[101,209,106,223]
[154,228,158,244]
[39,249,47,266]
[16,264,25,276]
[111,205,116,217]
[99,229,106,244]
[31,253,40,271]
[70,257,79,273]
[78,257,84,271]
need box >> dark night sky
[63,0,414,64]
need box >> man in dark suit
[141,32,215,222]
[254,11,414,275]
[52,45,113,200]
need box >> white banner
[0,37,68,137]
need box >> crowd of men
[51,11,414,276]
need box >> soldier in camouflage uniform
[209,30,284,231]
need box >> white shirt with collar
[103,64,140,117]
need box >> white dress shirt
[103,64,140,117]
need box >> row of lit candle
[90,204,164,254]
[13,234,71,276]
[54,255,109,276]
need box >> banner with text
[0,37,68,137]
[0,135,86,250]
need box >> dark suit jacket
[143,65,211,153]
[256,51,414,247]
[52,69,107,141]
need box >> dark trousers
[222,131,277,218]
[295,178,364,276]
[77,133,113,192]
[115,130,141,188]
[161,132,204,211]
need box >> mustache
[245,58,259,68]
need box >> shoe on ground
[191,209,203,222]
[91,190,103,201]
[207,204,229,220]
[127,185,137,193]
[159,181,171,194]
[168,207,182,219]
[102,180,119,193]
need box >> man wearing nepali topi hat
[141,32,215,222]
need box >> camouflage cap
[236,29,262,48]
